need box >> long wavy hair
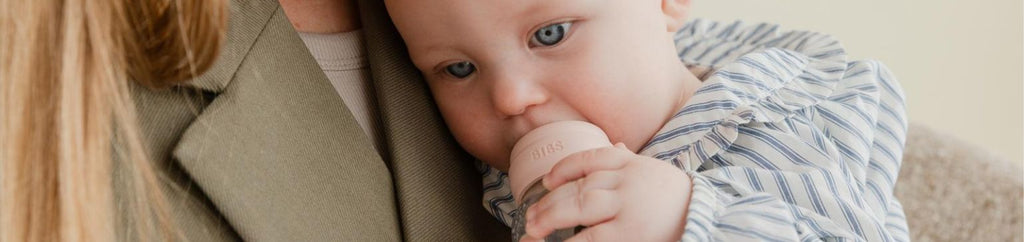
[0,0,226,241]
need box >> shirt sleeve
[677,60,909,242]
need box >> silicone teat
[508,121,612,205]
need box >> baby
[385,0,909,241]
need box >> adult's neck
[279,0,362,34]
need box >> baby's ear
[662,0,691,32]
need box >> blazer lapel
[173,1,401,240]
[359,0,511,241]
[184,0,270,92]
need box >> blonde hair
[0,0,226,241]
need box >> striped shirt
[478,19,910,241]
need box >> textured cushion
[895,123,1022,241]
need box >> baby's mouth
[507,117,591,156]
[507,119,578,151]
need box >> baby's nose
[491,76,548,118]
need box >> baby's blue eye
[530,22,572,47]
[445,61,476,78]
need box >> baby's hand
[521,143,693,242]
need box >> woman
[0,0,226,240]
[2,0,508,240]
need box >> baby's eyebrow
[510,0,592,29]
[514,0,548,19]
[422,43,450,54]
[408,48,451,72]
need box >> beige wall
[691,0,1024,164]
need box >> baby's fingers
[565,223,619,242]
[530,171,621,214]
[525,189,620,239]
[518,234,544,242]
[543,144,633,190]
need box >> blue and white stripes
[479,19,909,241]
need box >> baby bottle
[509,121,612,242]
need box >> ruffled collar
[637,19,850,171]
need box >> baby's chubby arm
[518,145,818,242]
[519,144,810,242]
[521,143,693,242]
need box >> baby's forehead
[388,0,532,36]
[387,0,573,21]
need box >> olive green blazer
[129,0,508,240]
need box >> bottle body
[511,180,580,242]
[507,121,611,242]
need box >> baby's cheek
[478,146,512,171]
[606,106,665,150]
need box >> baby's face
[388,0,690,171]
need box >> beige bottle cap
[508,121,612,205]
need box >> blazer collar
[183,0,277,92]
